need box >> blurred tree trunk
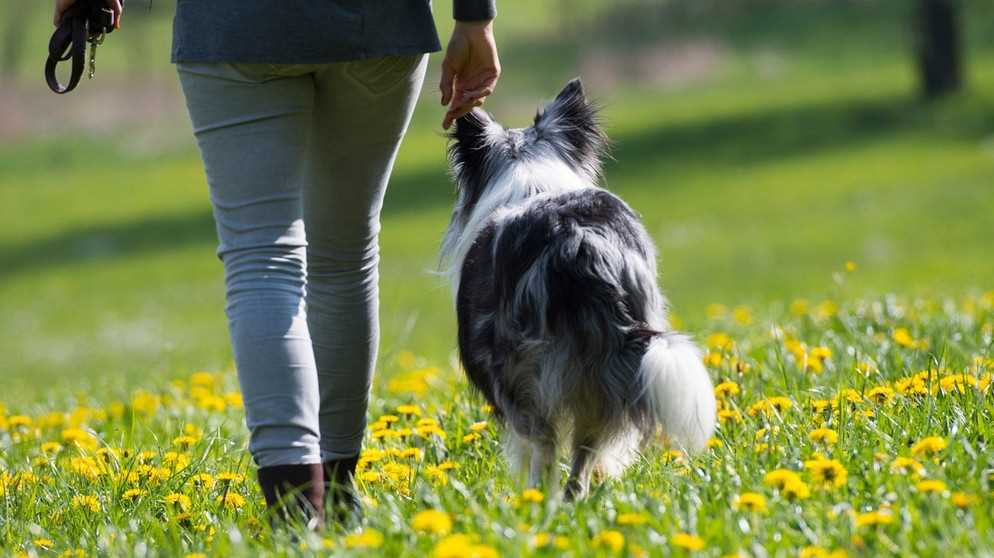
[917,0,963,99]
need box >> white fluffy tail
[641,333,717,453]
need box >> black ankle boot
[257,463,325,529]
[323,456,362,524]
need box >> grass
[3,52,993,396]
[1,294,993,556]
[2,0,994,555]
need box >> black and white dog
[441,79,716,499]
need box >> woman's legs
[176,62,323,469]
[304,54,428,462]
[177,55,427,522]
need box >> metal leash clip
[88,31,106,80]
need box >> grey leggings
[177,54,428,467]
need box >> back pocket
[344,55,424,95]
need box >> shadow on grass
[605,94,924,179]
[0,92,958,277]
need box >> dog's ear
[534,78,609,179]
[448,108,495,190]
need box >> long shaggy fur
[441,79,717,499]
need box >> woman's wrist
[454,20,494,36]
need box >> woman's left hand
[54,0,123,28]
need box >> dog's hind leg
[564,437,595,501]
[504,428,532,483]
[527,438,557,490]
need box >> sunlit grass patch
[2,290,993,556]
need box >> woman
[53,0,501,527]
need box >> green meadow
[1,1,993,555]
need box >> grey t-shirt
[171,0,497,64]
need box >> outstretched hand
[440,21,501,130]
[54,0,123,28]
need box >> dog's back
[443,79,716,499]
[458,188,658,438]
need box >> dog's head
[447,78,608,217]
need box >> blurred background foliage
[1,0,992,397]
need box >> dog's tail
[639,332,717,453]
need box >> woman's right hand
[54,0,123,28]
[439,20,501,130]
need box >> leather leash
[45,0,117,94]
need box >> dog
[440,79,717,499]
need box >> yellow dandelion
[915,480,947,494]
[866,386,894,404]
[61,428,98,450]
[804,457,848,489]
[172,435,198,449]
[520,488,544,503]
[463,432,481,443]
[396,404,422,416]
[704,352,723,367]
[216,471,245,483]
[718,409,742,424]
[345,529,384,549]
[810,399,831,414]
[671,532,706,551]
[854,509,894,527]
[592,530,625,552]
[40,442,63,455]
[911,436,947,458]
[417,424,448,439]
[216,492,246,509]
[808,428,839,445]
[764,469,802,490]
[732,306,752,325]
[71,494,100,512]
[800,546,832,558]
[617,512,649,526]
[223,392,244,408]
[163,493,192,511]
[748,396,792,417]
[706,332,733,350]
[951,492,977,508]
[359,471,382,483]
[714,381,740,398]
[189,371,216,388]
[733,492,767,513]
[412,509,453,535]
[382,462,412,481]
[469,421,489,432]
[782,478,811,500]
[121,488,145,501]
[8,415,32,429]
[189,473,216,489]
[815,300,837,319]
[433,534,499,558]
[893,328,928,349]
[424,465,449,486]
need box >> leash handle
[45,1,117,94]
